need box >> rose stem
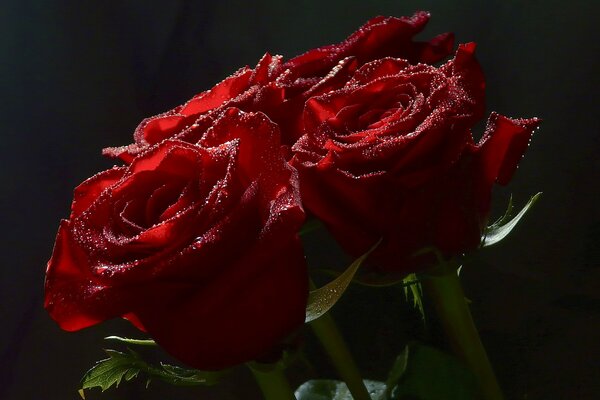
[248,364,297,400]
[420,264,504,400]
[310,312,372,400]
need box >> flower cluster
[45,12,539,370]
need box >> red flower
[45,109,308,370]
[104,12,453,160]
[276,11,454,142]
[291,44,540,272]
[103,54,288,162]
[284,11,453,82]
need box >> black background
[1,1,599,399]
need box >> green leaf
[81,349,144,392]
[104,336,157,346]
[385,343,478,400]
[481,193,541,247]
[305,240,381,323]
[80,348,222,396]
[295,379,386,400]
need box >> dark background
[1,1,599,399]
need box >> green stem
[310,312,372,400]
[420,265,504,400]
[248,364,297,400]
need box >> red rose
[103,12,453,161]
[276,11,455,142]
[103,53,288,162]
[284,11,453,82]
[291,44,540,272]
[45,109,308,370]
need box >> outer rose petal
[249,53,284,84]
[442,42,486,121]
[414,32,455,64]
[102,67,255,162]
[294,165,386,255]
[132,235,307,370]
[180,67,254,115]
[477,112,541,186]
[284,11,454,80]
[71,167,126,218]
[45,221,122,330]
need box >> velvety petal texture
[45,110,308,370]
[291,44,539,272]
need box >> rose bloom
[45,109,308,370]
[276,11,454,141]
[104,12,453,162]
[282,11,453,88]
[103,53,287,163]
[291,43,540,273]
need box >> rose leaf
[305,240,381,323]
[481,192,542,247]
[80,349,144,395]
[80,348,222,397]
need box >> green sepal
[305,240,381,323]
[104,336,157,346]
[295,379,386,400]
[79,348,223,398]
[155,363,224,386]
[481,192,541,247]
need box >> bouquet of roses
[45,11,540,400]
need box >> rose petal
[200,108,293,202]
[250,53,283,84]
[45,221,116,331]
[142,115,190,145]
[71,167,126,218]
[442,42,486,121]
[414,32,455,64]
[133,236,307,370]
[477,112,541,185]
[284,11,438,79]
[180,67,253,115]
